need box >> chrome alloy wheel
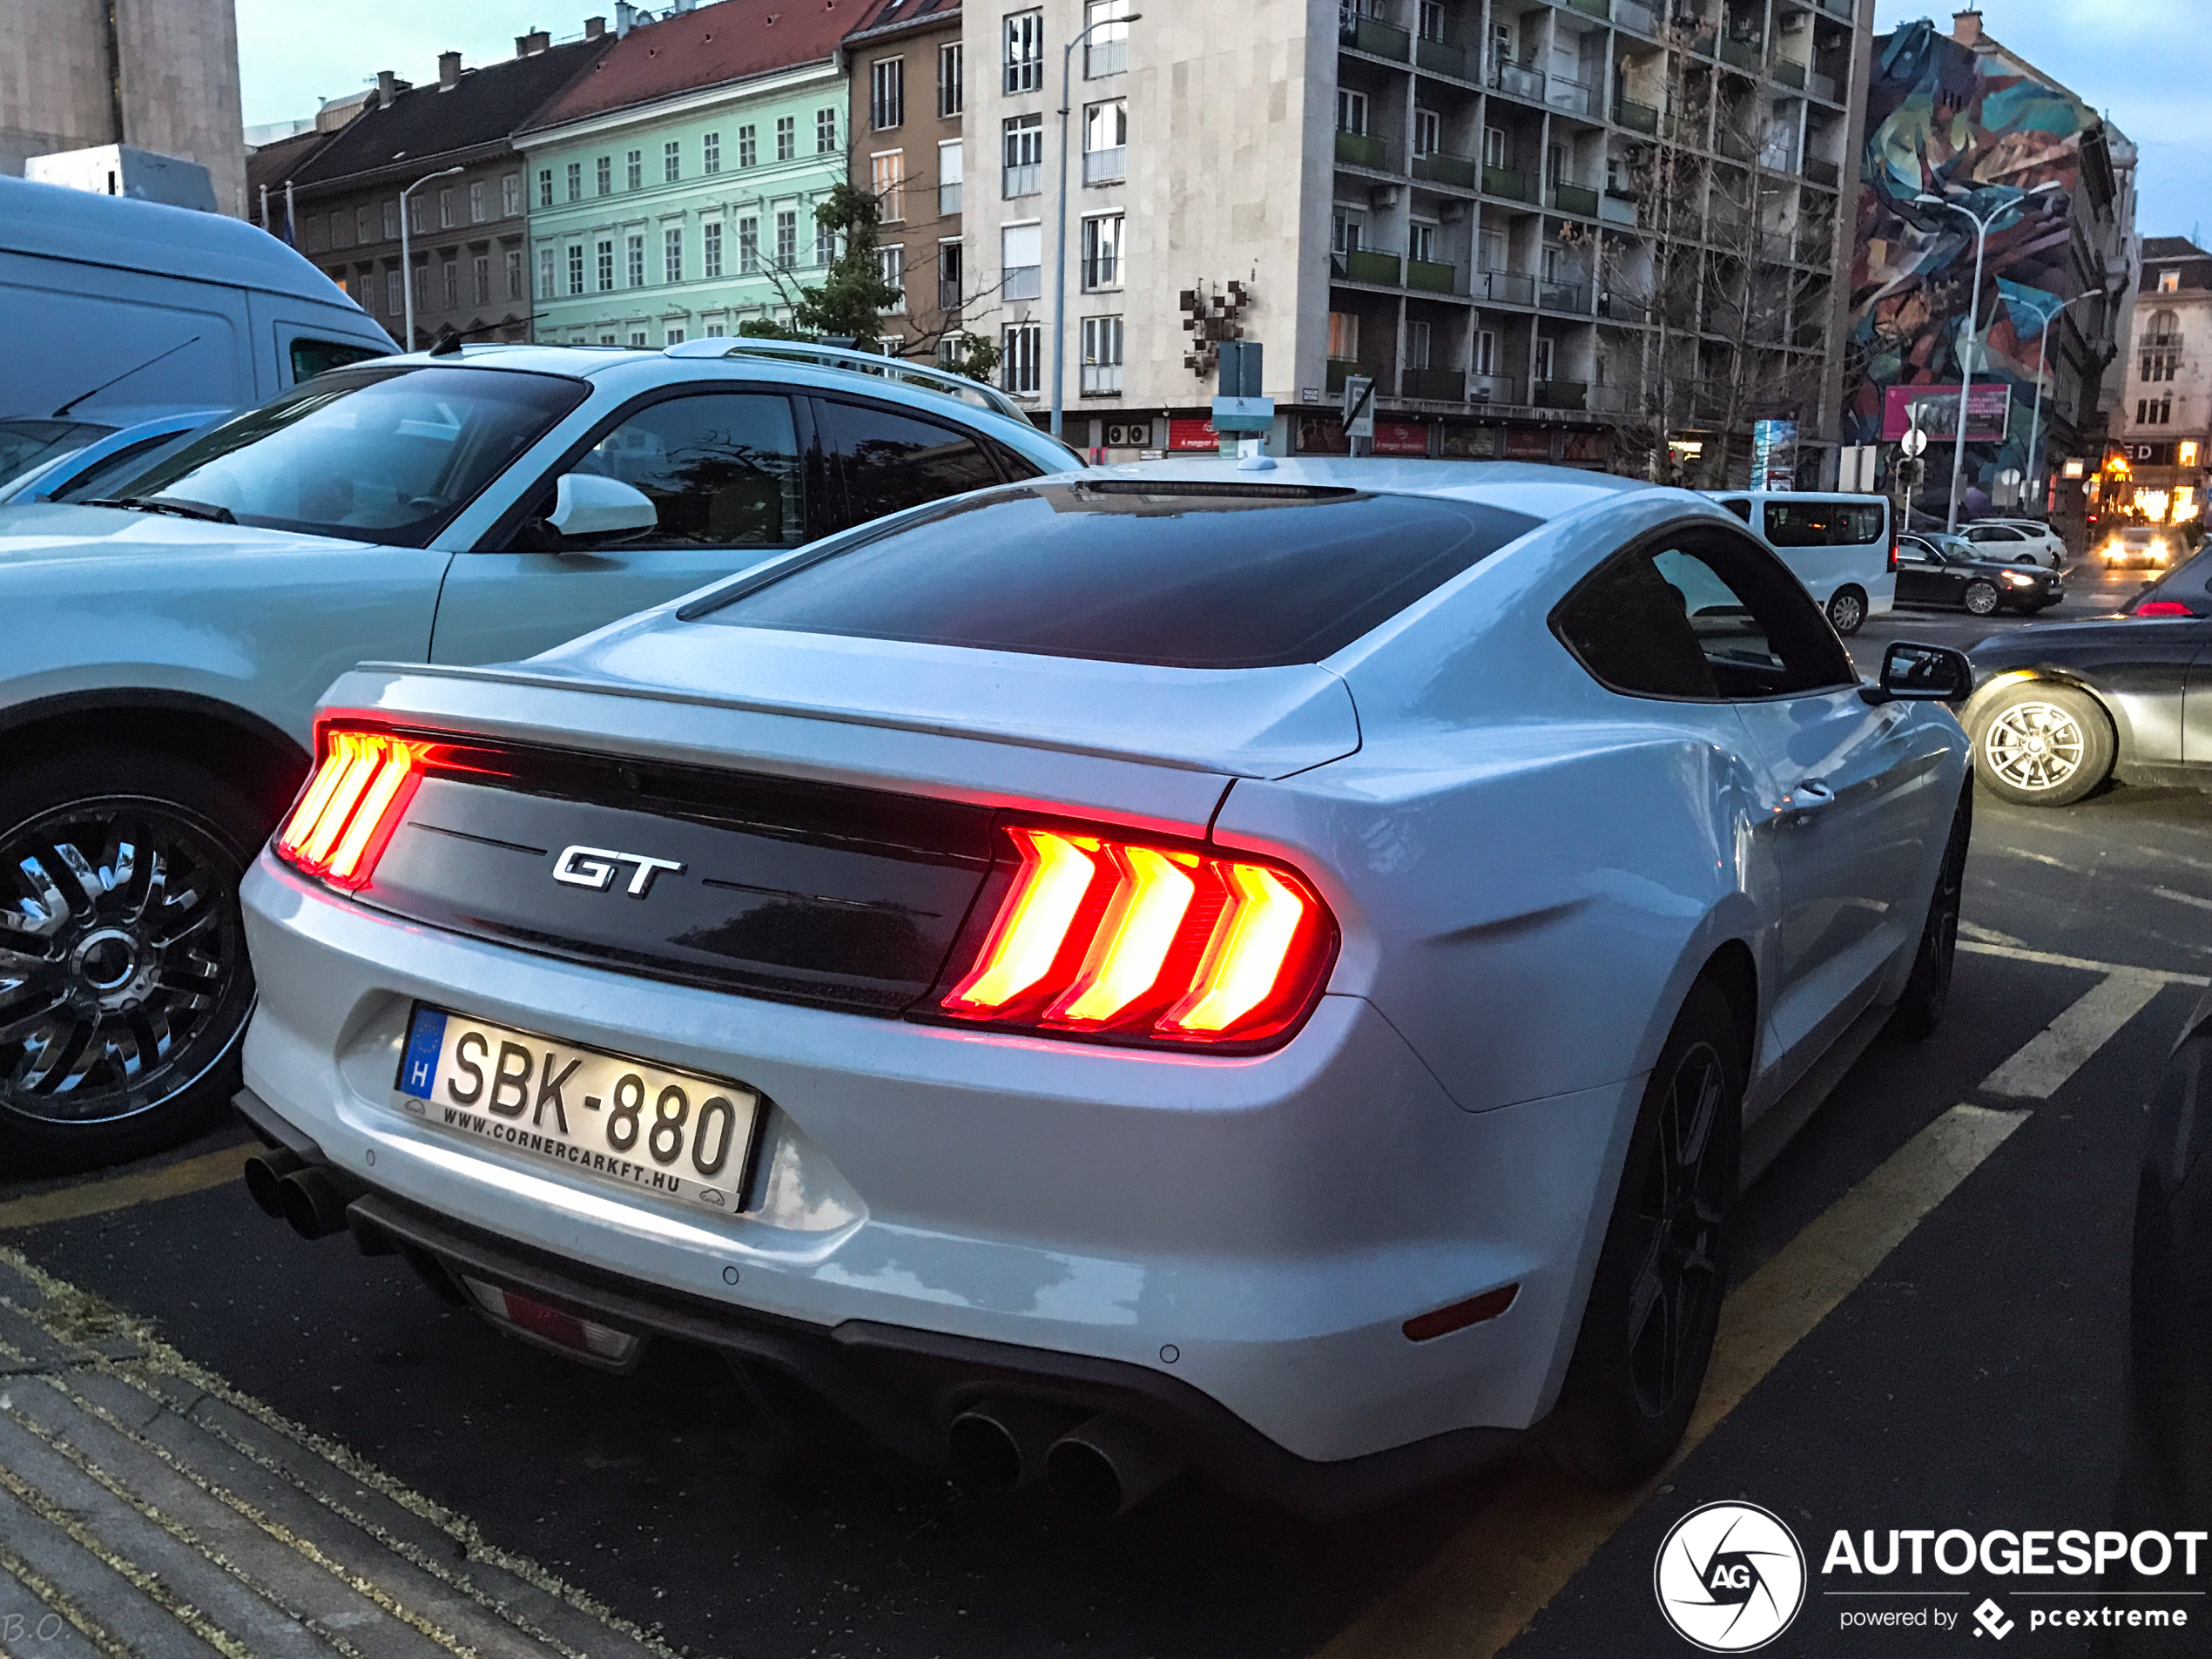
[0,798,249,1125]
[1982,700,2088,795]
[1627,1039,1730,1420]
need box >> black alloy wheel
[1888,788,1970,1041]
[0,749,264,1171]
[1624,1037,1734,1421]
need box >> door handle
[1787,779,1837,815]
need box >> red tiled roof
[844,0,958,43]
[523,0,852,133]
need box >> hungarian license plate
[395,1004,762,1217]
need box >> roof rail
[664,336,1034,424]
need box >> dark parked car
[2124,543,2212,617]
[1896,532,2064,617]
[1961,604,2212,805]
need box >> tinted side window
[1553,550,1718,699]
[290,338,388,382]
[575,393,806,547]
[816,399,1001,529]
[1839,504,1885,544]
[1718,497,1751,523]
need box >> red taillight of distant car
[934,823,1339,1050]
[1888,541,1900,573]
[274,727,428,890]
[2136,600,2196,617]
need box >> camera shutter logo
[1653,1501,1807,1652]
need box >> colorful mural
[1845,19,2121,520]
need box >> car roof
[1086,456,1656,522]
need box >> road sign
[1342,376,1376,441]
[1210,395,1277,435]
[1899,427,1929,459]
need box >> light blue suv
[0,341,1075,1170]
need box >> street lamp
[1912,182,2060,531]
[399,165,465,350]
[2010,287,2102,514]
[1050,8,1141,440]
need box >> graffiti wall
[1845,19,2116,519]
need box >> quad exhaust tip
[947,1398,1082,1494]
[242,1148,303,1217]
[1045,1414,1183,1517]
[278,1168,351,1240]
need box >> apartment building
[843,0,968,353]
[287,32,610,348]
[519,0,852,347]
[2107,238,2210,531]
[963,0,1868,470]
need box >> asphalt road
[3,594,2207,1659]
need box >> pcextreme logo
[1655,1501,1809,1652]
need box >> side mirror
[1862,640,1973,705]
[546,473,657,544]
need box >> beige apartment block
[2,0,246,215]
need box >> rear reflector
[2135,599,2196,617]
[460,1276,641,1366]
[274,728,427,890]
[1403,1284,1520,1343]
[937,822,1337,1050]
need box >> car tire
[1888,789,1971,1042]
[0,745,263,1174]
[1826,585,1868,636]
[1542,978,1742,1487]
[1968,681,2116,808]
[1963,579,2001,617]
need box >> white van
[1706,490,1894,636]
[0,175,395,428]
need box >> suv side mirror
[546,473,657,544]
[1862,640,1973,705]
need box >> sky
[236,0,2209,238]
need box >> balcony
[1614,98,1660,136]
[1600,188,1639,226]
[1336,130,1395,172]
[1416,36,1467,77]
[1407,256,1460,293]
[1082,146,1126,185]
[1484,163,1534,202]
[1534,377,1588,411]
[1795,228,1836,264]
[1809,70,1840,103]
[1489,59,1545,104]
[1564,0,1609,17]
[1474,267,1535,305]
[1339,13,1411,60]
[2144,333,2182,350]
[1413,149,1477,187]
[1403,367,1466,401]
[1003,163,1041,199]
[1547,76,1599,119]
[1615,0,1657,33]
[1815,0,1854,17]
[1718,37,1761,71]
[1770,57,1807,90]
[1540,280,1589,313]
[1716,126,1757,162]
[1339,246,1403,286]
[1804,157,1841,188]
[1597,292,1653,320]
[1085,36,1128,78]
[1326,357,1381,394]
[1552,180,1601,217]
[1469,371,1517,403]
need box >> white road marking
[1961,939,2211,987]
[1959,921,2027,948]
[1996,846,2087,873]
[1979,973,2171,1100]
[2153,886,2212,913]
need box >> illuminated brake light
[274,729,427,889]
[2136,599,2195,617]
[937,823,1337,1050]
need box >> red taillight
[274,728,427,890]
[1888,540,1900,573]
[937,823,1338,1050]
[2135,599,2195,617]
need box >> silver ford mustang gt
[234,459,1973,1514]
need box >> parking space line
[1960,940,2210,987]
[1979,974,2171,1100]
[2153,886,2212,913]
[1312,1104,2028,1659]
[0,1145,253,1233]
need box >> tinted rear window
[696,482,1541,668]
[1763,502,1885,547]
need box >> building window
[1533,335,1555,382]
[1002,321,1042,395]
[388,267,404,316]
[537,248,554,300]
[473,253,490,305]
[626,149,643,190]
[502,173,522,216]
[564,163,581,203]
[1328,310,1359,361]
[1405,318,1432,370]
[568,244,585,296]
[1337,89,1367,135]
[667,326,685,345]
[1483,125,1507,167]
[631,331,648,347]
[738,126,757,169]
[441,258,458,309]
[1082,98,1126,185]
[704,132,722,173]
[382,199,399,240]
[597,239,615,292]
[1003,112,1044,197]
[411,265,428,314]
[939,238,963,311]
[776,116,797,162]
[1080,314,1123,394]
[1332,208,1364,254]
[1413,108,1440,158]
[2139,397,2174,426]
[664,226,685,283]
[469,180,487,222]
[664,140,681,183]
[873,57,906,130]
[410,194,429,234]
[596,156,611,195]
[1419,0,1445,39]
[939,138,963,216]
[627,233,645,286]
[706,320,726,337]
[538,168,554,208]
[2160,270,2181,294]
[506,247,524,300]
[775,209,799,268]
[704,220,724,278]
[1473,328,1497,377]
[815,214,836,266]
[1004,9,1044,94]
[818,107,840,153]
[873,150,907,221]
[2147,309,2182,347]
[1084,0,1130,78]
[1002,220,1042,300]
[877,244,905,309]
[738,217,759,273]
[354,206,370,244]
[1081,212,1123,289]
[939,42,964,117]
[1410,220,1436,262]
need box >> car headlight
[2001,570,2036,586]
